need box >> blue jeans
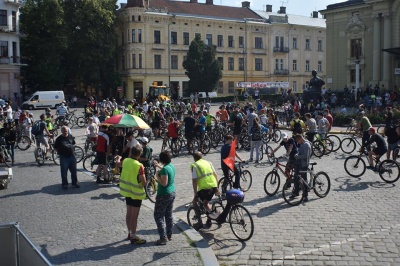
[60,155,78,186]
[250,140,261,161]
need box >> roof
[254,11,326,28]
[125,0,262,20]
[324,0,365,11]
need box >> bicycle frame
[272,157,293,179]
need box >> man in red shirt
[191,101,197,113]
[167,117,180,140]
[216,105,229,125]
[96,125,111,183]
[324,109,333,132]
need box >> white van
[22,91,65,110]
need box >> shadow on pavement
[201,230,246,256]
[257,200,290,218]
[333,176,395,192]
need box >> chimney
[242,1,250,8]
[266,4,272,12]
[279,6,286,14]
[190,0,197,3]
[312,11,318,18]
[206,0,213,4]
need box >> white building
[0,0,21,102]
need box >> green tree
[20,0,67,91]
[183,34,222,95]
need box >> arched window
[138,15,141,22]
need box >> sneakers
[72,183,80,188]
[127,233,131,241]
[155,238,168,245]
[192,223,203,231]
[130,236,146,244]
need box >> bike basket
[226,189,244,204]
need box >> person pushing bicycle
[270,132,298,178]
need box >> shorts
[36,135,48,146]
[197,187,217,202]
[96,152,107,165]
[151,121,160,129]
[373,147,387,157]
[388,142,399,151]
[125,197,142,207]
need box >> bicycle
[34,136,54,165]
[340,132,363,154]
[344,147,400,183]
[263,156,294,196]
[282,162,331,206]
[0,137,11,168]
[144,162,157,203]
[218,161,252,192]
[187,192,254,241]
[311,133,333,158]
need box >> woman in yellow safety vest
[117,144,147,244]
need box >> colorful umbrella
[103,114,150,129]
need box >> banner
[223,139,237,171]
[236,82,290,88]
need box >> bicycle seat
[310,162,317,166]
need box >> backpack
[251,125,262,141]
[292,119,303,134]
[31,121,43,136]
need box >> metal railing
[273,47,290,53]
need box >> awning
[382,47,400,55]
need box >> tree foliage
[20,0,120,94]
[183,35,222,94]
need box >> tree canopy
[183,34,222,95]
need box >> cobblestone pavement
[2,106,400,266]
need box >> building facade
[117,0,326,101]
[0,0,21,102]
[320,0,400,92]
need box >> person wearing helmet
[138,137,153,171]
[362,127,388,170]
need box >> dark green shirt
[141,146,153,168]
[157,163,176,196]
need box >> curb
[80,169,219,266]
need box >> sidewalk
[0,156,207,265]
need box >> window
[228,82,234,93]
[171,32,177,45]
[171,55,178,69]
[183,56,187,64]
[276,59,284,70]
[0,41,7,57]
[239,58,244,71]
[275,59,279,70]
[255,37,263,49]
[138,15,141,21]
[217,35,223,47]
[218,57,223,70]
[132,54,136,69]
[132,15,135,22]
[138,54,142,69]
[154,55,161,69]
[318,61,322,72]
[0,10,6,26]
[206,34,212,45]
[293,60,297,71]
[351,38,362,58]
[255,58,263,71]
[239,36,244,48]
[121,32,125,44]
[350,69,362,83]
[228,57,234,71]
[218,81,223,93]
[280,59,284,70]
[305,39,310,50]
[122,56,125,70]
[275,36,284,48]
[293,37,297,49]
[132,29,135,43]
[183,32,189,45]
[228,36,234,48]
[293,81,297,92]
[305,60,310,71]
[138,29,142,43]
[154,30,161,44]
[318,40,322,51]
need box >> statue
[303,70,325,103]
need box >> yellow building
[320,0,400,92]
[117,0,326,101]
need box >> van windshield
[31,95,39,101]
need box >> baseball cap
[281,132,288,139]
[138,137,149,143]
[368,127,376,133]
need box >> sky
[117,0,345,17]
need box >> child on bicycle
[138,137,153,175]
[270,132,298,178]
[221,135,244,191]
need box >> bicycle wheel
[344,156,366,177]
[74,146,85,163]
[0,149,10,168]
[83,154,97,173]
[218,177,232,193]
[201,137,211,155]
[264,145,274,165]
[327,135,341,152]
[240,170,252,192]
[145,177,157,203]
[324,139,334,155]
[52,149,60,165]
[264,171,280,196]
[188,139,199,155]
[340,137,356,154]
[212,200,224,214]
[16,136,31,151]
[35,147,45,165]
[272,129,282,143]
[312,141,324,158]
[378,159,400,183]
[210,131,220,149]
[187,206,202,227]
[76,117,86,128]
[229,204,254,241]
[282,178,304,206]
[240,134,251,151]
[171,141,180,157]
[313,171,331,198]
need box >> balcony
[0,25,18,33]
[274,69,289,75]
[273,47,290,53]
[0,56,21,64]
[4,0,23,6]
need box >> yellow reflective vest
[190,159,217,191]
[119,158,146,200]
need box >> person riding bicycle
[183,111,196,144]
[203,110,216,132]
[270,132,298,178]
[35,114,54,160]
[191,151,219,230]
[45,112,54,133]
[362,127,388,171]
[304,113,317,142]
[55,102,68,126]
[221,135,244,191]
[316,112,329,141]
[357,111,372,148]
[166,117,180,144]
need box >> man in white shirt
[5,103,13,123]
[122,131,138,158]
